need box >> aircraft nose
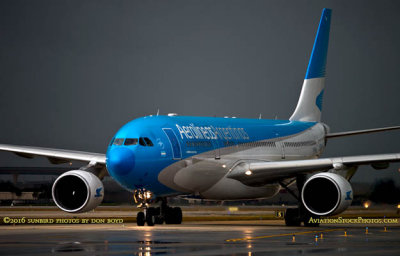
[106,147,135,176]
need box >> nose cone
[106,147,135,176]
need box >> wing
[0,166,75,175]
[0,144,106,165]
[227,153,400,185]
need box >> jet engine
[52,170,104,213]
[301,172,352,216]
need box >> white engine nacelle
[301,172,353,216]
[52,170,104,213]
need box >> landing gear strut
[280,176,320,227]
[133,189,182,226]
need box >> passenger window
[124,138,138,146]
[139,137,147,146]
[144,137,154,146]
[113,138,124,146]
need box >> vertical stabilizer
[290,8,331,122]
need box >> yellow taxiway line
[226,228,345,242]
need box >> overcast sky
[1,0,400,185]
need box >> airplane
[1,8,400,226]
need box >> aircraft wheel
[285,208,301,226]
[173,207,182,224]
[146,208,156,226]
[146,212,155,226]
[165,207,174,224]
[137,212,145,226]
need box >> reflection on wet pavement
[1,221,400,255]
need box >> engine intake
[301,172,352,216]
[52,170,104,213]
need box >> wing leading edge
[0,144,106,165]
[227,153,400,185]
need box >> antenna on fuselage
[259,113,262,119]
[156,109,160,116]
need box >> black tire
[146,209,156,226]
[147,207,163,224]
[285,208,301,226]
[155,207,161,216]
[165,207,174,224]
[173,207,182,224]
[137,212,145,226]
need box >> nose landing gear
[133,189,182,226]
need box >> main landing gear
[280,176,320,227]
[284,205,319,227]
[134,189,182,226]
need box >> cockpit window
[109,137,115,146]
[138,137,154,147]
[139,137,146,146]
[124,138,138,146]
[143,137,154,146]
[113,138,124,146]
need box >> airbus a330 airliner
[1,8,400,226]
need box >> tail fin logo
[290,9,331,122]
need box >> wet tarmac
[1,220,400,255]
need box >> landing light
[245,170,252,176]
[145,191,152,199]
[363,201,371,209]
[222,164,226,168]
[397,203,400,209]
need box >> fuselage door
[162,128,182,160]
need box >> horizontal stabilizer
[326,125,400,139]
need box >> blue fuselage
[106,115,318,197]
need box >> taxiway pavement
[1,220,400,255]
